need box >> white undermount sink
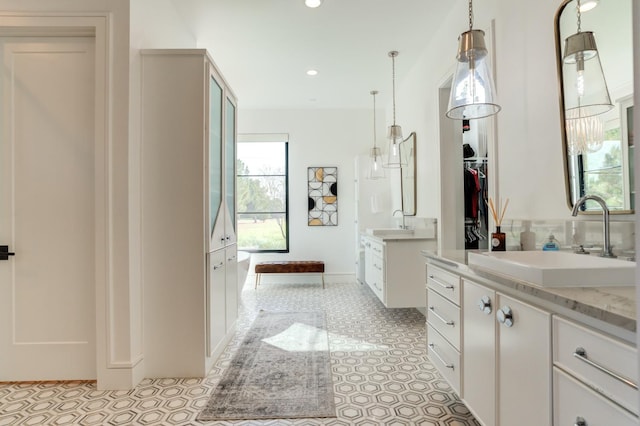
[467,251,635,287]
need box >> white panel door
[462,279,496,426]
[0,37,96,380]
[496,293,551,426]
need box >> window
[237,135,289,252]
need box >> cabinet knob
[496,306,514,327]
[477,295,492,314]
[574,417,587,426]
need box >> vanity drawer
[554,367,637,426]
[426,264,461,305]
[427,287,461,350]
[368,239,384,256]
[427,323,461,395]
[553,316,638,415]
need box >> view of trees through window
[582,127,624,209]
[237,141,289,252]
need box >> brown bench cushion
[255,260,324,274]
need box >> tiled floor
[0,279,480,425]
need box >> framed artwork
[308,167,338,226]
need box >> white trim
[238,133,290,143]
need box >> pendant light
[446,0,501,120]
[563,0,612,155]
[384,51,406,168]
[367,90,386,179]
[562,0,612,120]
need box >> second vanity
[424,250,638,426]
[360,227,437,308]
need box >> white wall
[239,109,373,276]
[128,0,197,382]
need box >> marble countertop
[422,249,636,344]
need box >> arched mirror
[400,132,416,215]
[555,0,634,214]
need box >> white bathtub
[237,250,251,294]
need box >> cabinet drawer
[369,239,384,256]
[553,316,638,415]
[427,323,461,394]
[426,264,460,305]
[427,288,461,349]
[554,367,637,425]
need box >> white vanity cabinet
[462,279,551,426]
[553,316,638,423]
[462,279,496,425]
[141,49,238,377]
[426,264,462,394]
[362,235,429,308]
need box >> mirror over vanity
[400,132,417,215]
[555,0,634,214]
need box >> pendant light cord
[371,90,378,148]
[576,0,582,32]
[390,52,398,126]
[468,0,474,31]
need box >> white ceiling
[171,0,458,110]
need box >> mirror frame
[554,0,634,215]
[400,132,417,216]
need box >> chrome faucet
[571,195,616,258]
[393,209,407,229]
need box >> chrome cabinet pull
[573,347,638,390]
[428,275,455,290]
[574,417,587,426]
[496,306,514,327]
[212,262,224,270]
[477,295,492,314]
[429,306,455,326]
[428,343,454,369]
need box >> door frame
[0,13,128,389]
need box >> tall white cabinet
[141,49,238,377]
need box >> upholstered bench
[254,261,325,289]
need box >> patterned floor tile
[0,280,480,425]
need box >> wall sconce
[446,0,501,120]
[368,90,386,179]
[384,51,406,168]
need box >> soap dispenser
[542,234,560,251]
[519,221,536,251]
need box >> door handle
[0,245,15,261]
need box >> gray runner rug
[197,310,336,421]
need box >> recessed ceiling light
[579,0,599,11]
[306,69,318,76]
[305,0,323,8]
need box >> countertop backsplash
[499,219,635,260]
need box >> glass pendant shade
[566,115,604,155]
[384,126,406,168]
[562,31,613,119]
[446,30,501,120]
[368,147,386,179]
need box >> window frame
[236,136,289,253]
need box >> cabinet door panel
[462,280,496,426]
[225,246,238,332]
[208,72,224,251]
[223,97,237,245]
[207,250,226,357]
[496,293,551,426]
